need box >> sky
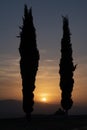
[0,0,87,115]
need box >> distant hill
[0,100,87,118]
[0,100,59,118]
[0,100,24,118]
[33,101,59,114]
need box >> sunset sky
[0,0,87,115]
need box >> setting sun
[42,97,47,102]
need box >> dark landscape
[0,115,87,130]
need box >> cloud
[0,54,20,87]
[37,58,59,79]
[39,49,47,54]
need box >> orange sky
[0,54,87,108]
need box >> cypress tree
[59,16,76,115]
[18,5,40,120]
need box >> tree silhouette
[18,5,40,120]
[59,16,76,115]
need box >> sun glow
[42,97,47,102]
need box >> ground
[0,115,87,130]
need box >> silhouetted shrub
[54,108,65,116]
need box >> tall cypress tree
[59,16,76,115]
[18,5,40,120]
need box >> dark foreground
[0,115,87,130]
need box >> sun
[42,97,47,102]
